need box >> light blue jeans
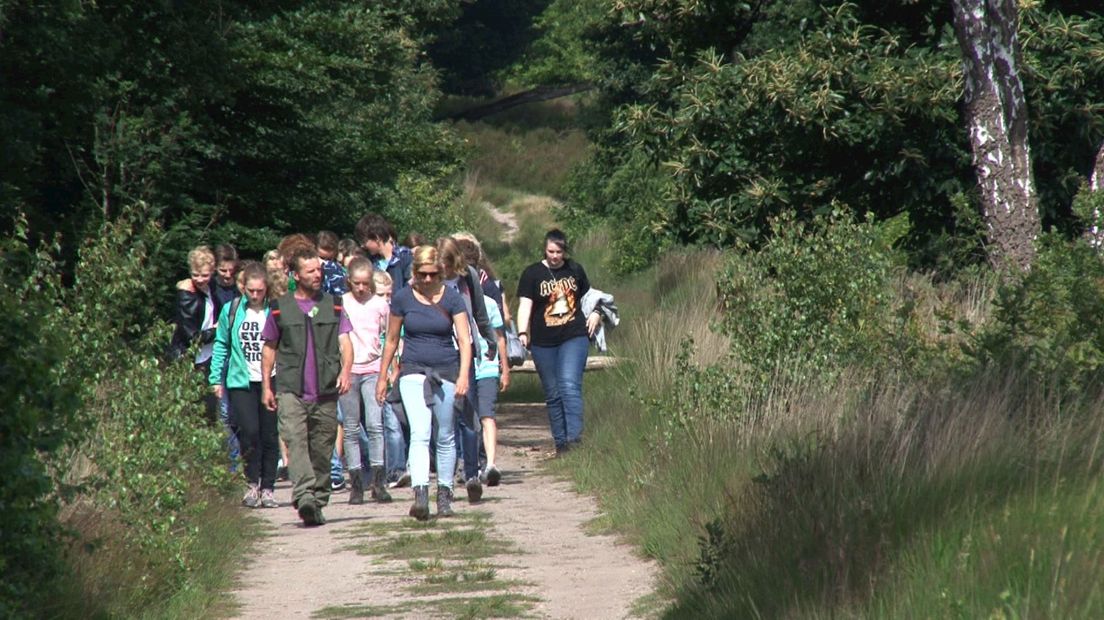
[529,335,589,448]
[219,386,241,473]
[337,373,386,469]
[384,402,408,478]
[399,374,456,490]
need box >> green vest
[272,292,342,397]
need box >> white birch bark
[952,0,1040,272]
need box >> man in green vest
[261,247,353,526]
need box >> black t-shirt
[516,260,590,347]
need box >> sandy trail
[229,402,656,619]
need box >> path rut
[229,403,656,619]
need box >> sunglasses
[415,270,441,280]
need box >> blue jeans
[337,373,386,469]
[457,368,482,481]
[330,404,368,482]
[400,374,457,490]
[529,335,589,448]
[384,401,408,477]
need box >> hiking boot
[260,488,278,508]
[298,499,323,526]
[348,468,365,505]
[465,477,483,503]
[242,484,260,508]
[484,464,501,487]
[436,485,455,518]
[370,466,392,503]
[409,485,430,521]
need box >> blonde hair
[451,231,482,254]
[188,246,216,273]
[372,270,393,290]
[412,245,442,273]
[435,237,466,277]
[267,268,289,299]
[345,257,376,294]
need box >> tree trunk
[952,0,1040,272]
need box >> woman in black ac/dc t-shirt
[516,229,602,454]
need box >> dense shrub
[0,220,83,617]
[971,234,1104,393]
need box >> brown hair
[239,261,266,286]
[317,230,339,253]
[345,256,375,293]
[214,243,239,265]
[277,233,316,262]
[435,237,466,277]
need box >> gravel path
[229,403,656,619]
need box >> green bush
[971,235,1104,392]
[0,219,83,617]
[716,210,907,379]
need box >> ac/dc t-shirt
[516,260,590,347]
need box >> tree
[952,0,1041,272]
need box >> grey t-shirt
[390,286,467,368]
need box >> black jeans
[230,382,279,490]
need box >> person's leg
[476,377,500,483]
[307,399,339,508]
[337,376,365,471]
[383,402,407,481]
[431,379,458,491]
[361,373,385,467]
[557,335,590,445]
[330,406,345,490]
[256,384,279,492]
[529,343,567,449]
[399,375,433,488]
[458,393,481,482]
[220,384,241,473]
[276,393,314,507]
[230,388,261,486]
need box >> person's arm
[261,342,277,411]
[454,312,472,397]
[208,304,232,397]
[496,330,510,392]
[376,314,403,404]
[516,296,533,349]
[337,333,353,394]
[465,267,496,351]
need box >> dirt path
[482,201,520,243]
[229,403,656,619]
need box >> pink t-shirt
[343,292,390,375]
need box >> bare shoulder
[176,279,195,292]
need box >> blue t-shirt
[390,286,467,368]
[475,294,503,381]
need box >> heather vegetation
[7,0,1104,617]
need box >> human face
[318,247,335,261]
[190,265,213,293]
[348,268,374,303]
[293,257,323,294]
[244,276,267,308]
[544,241,565,269]
[375,284,392,302]
[362,237,391,257]
[265,256,284,272]
[412,265,441,292]
[216,260,237,287]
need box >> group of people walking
[169,214,611,526]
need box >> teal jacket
[208,298,270,389]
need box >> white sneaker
[241,484,260,508]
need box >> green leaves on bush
[972,235,1104,392]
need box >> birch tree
[952,0,1040,272]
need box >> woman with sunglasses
[516,229,601,455]
[376,245,472,520]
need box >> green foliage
[1,0,463,296]
[529,0,1104,272]
[0,217,84,617]
[971,235,1104,392]
[716,210,904,378]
